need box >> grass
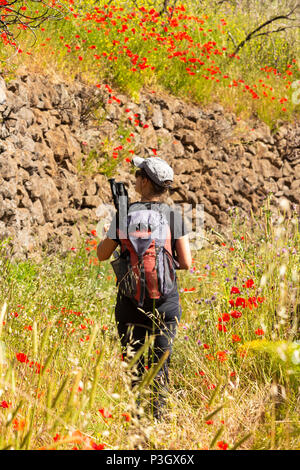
[0,0,299,129]
[0,0,299,451]
[0,199,299,450]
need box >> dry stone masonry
[0,71,299,259]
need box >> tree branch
[232,3,299,56]
[0,0,65,56]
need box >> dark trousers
[115,290,181,417]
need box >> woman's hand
[97,237,118,261]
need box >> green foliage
[1,0,298,127]
[0,201,299,449]
[241,339,300,376]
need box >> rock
[0,179,17,199]
[63,208,79,223]
[20,136,36,153]
[6,91,25,113]
[17,107,35,126]
[30,200,45,225]
[209,191,226,208]
[185,108,200,122]
[139,122,158,149]
[294,164,300,176]
[162,109,175,131]
[0,70,298,254]
[291,179,300,191]
[0,124,9,139]
[0,155,18,178]
[194,150,217,172]
[203,212,217,228]
[0,77,7,104]
[16,185,32,209]
[82,195,102,208]
[151,105,164,128]
[250,124,274,144]
[44,128,68,162]
[173,113,185,130]
[282,161,293,177]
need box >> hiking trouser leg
[116,320,151,387]
[149,318,178,419]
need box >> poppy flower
[217,324,227,332]
[255,328,264,336]
[122,412,131,422]
[243,279,255,288]
[16,353,29,363]
[99,408,112,418]
[230,310,242,319]
[217,441,228,450]
[230,286,241,294]
[235,297,246,308]
[232,334,241,342]
[13,418,26,431]
[221,313,230,322]
[216,351,228,362]
[90,441,105,450]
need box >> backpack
[110,203,179,307]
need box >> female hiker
[97,156,192,420]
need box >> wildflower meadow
[0,0,299,452]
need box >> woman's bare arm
[97,238,118,261]
[175,235,192,270]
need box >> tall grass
[1,0,299,128]
[0,200,299,450]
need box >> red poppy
[217,441,228,450]
[235,297,246,308]
[255,328,264,336]
[232,334,241,342]
[221,313,230,322]
[122,412,131,422]
[16,353,29,363]
[230,286,241,294]
[91,441,105,450]
[99,408,112,418]
[217,324,227,332]
[243,279,255,288]
[216,351,228,362]
[230,310,242,319]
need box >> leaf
[209,426,224,449]
[231,432,252,450]
[204,405,223,422]
[127,335,154,370]
[208,380,222,407]
[138,350,170,390]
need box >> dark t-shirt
[107,201,190,309]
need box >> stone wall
[0,71,299,259]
